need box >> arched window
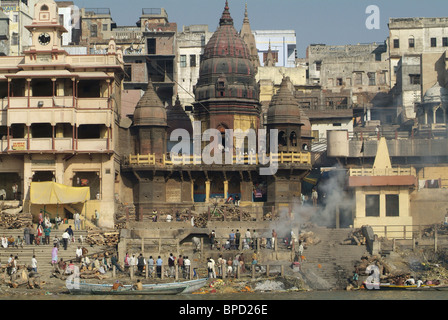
[41,5,49,11]
[278,131,287,147]
[290,131,297,147]
[408,36,415,48]
[435,107,445,124]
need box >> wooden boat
[363,282,448,291]
[68,278,208,295]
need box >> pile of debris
[1,266,45,290]
[115,203,133,230]
[86,231,120,247]
[421,223,448,238]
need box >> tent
[30,182,90,204]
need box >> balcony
[6,97,109,109]
[4,138,110,153]
[127,152,312,167]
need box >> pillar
[223,180,228,200]
[205,180,211,203]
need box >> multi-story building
[176,25,213,108]
[0,10,9,56]
[388,18,448,121]
[0,0,124,228]
[388,17,448,87]
[1,0,36,56]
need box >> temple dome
[267,77,302,125]
[422,82,448,104]
[133,80,167,127]
[167,96,193,135]
[194,1,259,102]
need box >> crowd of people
[209,229,279,251]
[120,252,193,279]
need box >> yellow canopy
[30,182,90,204]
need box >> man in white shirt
[74,212,81,230]
[76,246,83,262]
[31,255,38,273]
[62,231,70,250]
[184,256,191,279]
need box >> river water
[4,290,448,300]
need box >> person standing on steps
[62,230,70,250]
[31,255,38,273]
[74,212,81,230]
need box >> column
[205,180,210,203]
[26,79,31,108]
[223,180,228,200]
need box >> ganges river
[3,290,448,300]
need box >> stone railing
[127,152,312,166]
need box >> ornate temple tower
[133,80,168,160]
[266,76,303,153]
[240,3,260,70]
[193,1,261,147]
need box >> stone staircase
[0,228,105,275]
[299,227,368,290]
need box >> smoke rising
[268,165,354,239]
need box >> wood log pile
[193,206,252,228]
[0,211,33,229]
[298,231,321,246]
[86,231,120,247]
[193,212,209,228]
[340,228,366,245]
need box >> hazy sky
[72,0,448,57]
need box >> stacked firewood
[225,207,251,221]
[298,231,321,246]
[86,231,120,247]
[193,212,208,228]
[0,212,33,229]
[340,228,366,245]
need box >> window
[393,39,400,49]
[147,38,156,54]
[443,37,448,47]
[431,37,437,47]
[409,74,421,85]
[102,24,108,31]
[368,72,376,86]
[354,72,363,86]
[386,195,399,217]
[90,24,97,38]
[336,78,343,86]
[124,65,132,82]
[190,55,196,67]
[315,61,322,71]
[11,33,18,46]
[13,14,18,23]
[180,55,187,68]
[366,195,380,217]
[409,37,415,48]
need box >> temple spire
[219,0,233,26]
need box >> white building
[1,0,36,55]
[253,29,297,68]
[388,17,448,87]
[176,24,213,107]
